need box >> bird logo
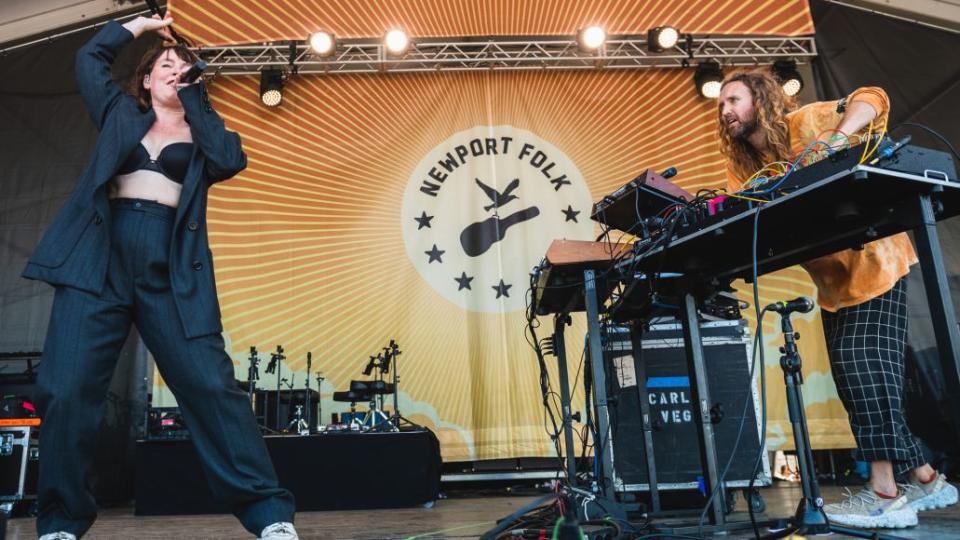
[475,178,520,212]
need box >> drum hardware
[264,345,285,431]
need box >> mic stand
[390,342,401,427]
[315,372,325,430]
[246,346,260,409]
[386,341,417,429]
[304,352,312,434]
[261,347,280,435]
[271,345,284,432]
[376,353,386,413]
[761,310,908,540]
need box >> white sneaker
[823,486,918,529]
[899,472,960,512]
[258,522,298,540]
[39,533,77,540]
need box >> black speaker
[599,320,769,493]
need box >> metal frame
[194,34,817,76]
[0,426,34,508]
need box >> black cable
[634,533,707,540]
[481,496,557,540]
[696,305,770,535]
[746,207,769,540]
[524,279,567,480]
[892,122,960,162]
[695,205,768,539]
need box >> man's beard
[729,115,758,140]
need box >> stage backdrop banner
[155,0,849,461]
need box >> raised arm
[75,16,173,129]
[178,81,248,183]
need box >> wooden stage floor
[7,482,960,539]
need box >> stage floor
[6,483,959,539]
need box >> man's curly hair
[718,69,797,181]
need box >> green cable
[550,516,587,540]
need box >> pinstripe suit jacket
[23,21,246,339]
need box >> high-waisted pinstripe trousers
[35,198,295,537]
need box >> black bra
[117,142,193,184]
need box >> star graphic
[492,279,512,299]
[454,272,474,291]
[414,211,434,230]
[562,205,580,223]
[425,244,445,264]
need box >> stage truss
[193,34,817,76]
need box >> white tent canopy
[1,0,958,50]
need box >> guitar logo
[460,178,540,257]
[401,125,594,313]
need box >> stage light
[260,69,285,107]
[578,26,606,51]
[647,26,679,52]
[308,31,336,56]
[694,61,724,99]
[773,60,804,97]
[384,29,409,55]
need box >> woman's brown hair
[717,69,798,181]
[130,43,195,111]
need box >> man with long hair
[717,70,957,528]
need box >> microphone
[765,297,814,314]
[660,166,678,179]
[180,61,207,84]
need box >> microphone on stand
[765,297,814,315]
[305,352,313,434]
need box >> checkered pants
[820,277,925,475]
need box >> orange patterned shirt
[725,87,917,312]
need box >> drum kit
[245,339,415,434]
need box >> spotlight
[577,26,606,51]
[694,61,724,99]
[308,31,336,57]
[647,26,679,52]
[773,60,804,97]
[260,69,285,107]
[384,29,409,55]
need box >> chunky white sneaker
[899,473,959,512]
[39,533,77,540]
[258,522,298,540]
[823,486,918,529]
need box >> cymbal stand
[246,346,260,409]
[315,372,325,431]
[386,340,417,428]
[304,352,313,433]
[264,345,284,432]
[286,404,308,434]
[363,353,392,431]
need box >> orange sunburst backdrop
[155,0,852,462]
[167,0,814,46]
